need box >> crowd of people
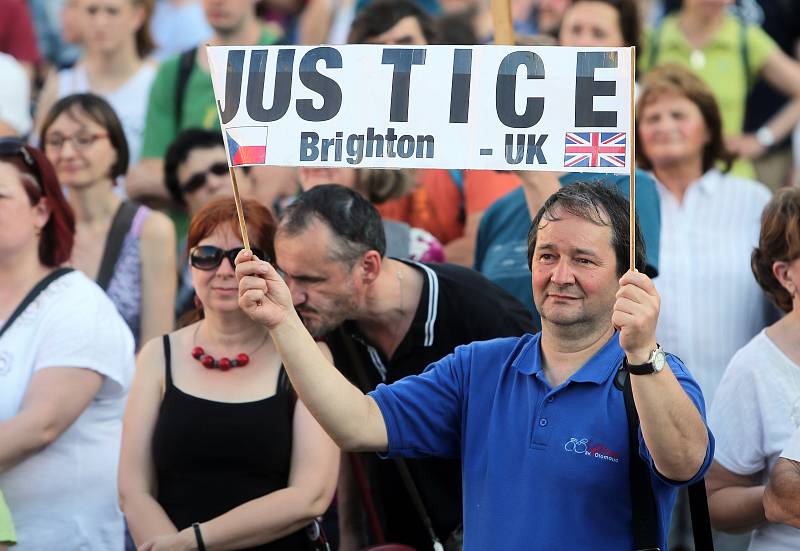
[1,0,800,550]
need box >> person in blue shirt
[234,181,714,550]
[475,169,661,315]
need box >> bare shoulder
[136,325,195,384]
[140,209,176,243]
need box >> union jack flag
[564,132,627,168]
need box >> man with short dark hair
[126,0,281,202]
[272,184,534,549]
[348,0,438,44]
[236,181,713,549]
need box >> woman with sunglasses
[41,93,176,350]
[119,197,339,551]
[164,128,256,319]
[0,139,135,550]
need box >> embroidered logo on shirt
[564,437,620,463]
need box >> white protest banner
[207,45,633,173]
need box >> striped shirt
[654,168,773,405]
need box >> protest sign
[208,45,633,173]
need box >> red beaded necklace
[190,323,268,372]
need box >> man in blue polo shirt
[475,169,661,315]
[235,182,714,550]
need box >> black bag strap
[0,267,74,340]
[393,457,444,550]
[688,475,714,549]
[96,201,139,291]
[175,47,198,130]
[616,366,714,551]
[738,16,753,89]
[618,367,662,551]
[337,328,443,550]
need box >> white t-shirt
[57,63,156,165]
[710,329,800,551]
[781,426,800,461]
[0,270,135,551]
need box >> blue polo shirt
[369,332,714,550]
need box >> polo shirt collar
[512,331,624,385]
[398,260,439,348]
[344,259,440,349]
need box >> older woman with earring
[41,93,175,349]
[119,198,339,551]
[642,0,800,182]
[0,139,135,550]
[707,187,800,550]
[637,64,773,404]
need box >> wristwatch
[625,345,666,375]
[755,126,776,148]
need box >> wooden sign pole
[491,0,514,45]
[629,46,636,272]
[206,44,251,251]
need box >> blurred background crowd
[1,0,800,550]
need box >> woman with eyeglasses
[41,93,176,349]
[33,0,156,165]
[119,197,339,551]
[0,139,135,550]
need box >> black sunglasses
[190,245,268,271]
[181,161,229,193]
[0,138,41,189]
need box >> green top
[141,28,280,159]
[0,489,15,545]
[642,13,776,135]
[641,13,777,178]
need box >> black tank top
[152,335,313,551]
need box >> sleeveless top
[151,335,313,551]
[105,204,149,348]
[57,63,156,164]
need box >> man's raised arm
[613,271,710,482]
[235,249,388,451]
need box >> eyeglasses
[43,132,108,152]
[0,138,42,190]
[181,161,230,194]
[190,245,268,271]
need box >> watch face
[652,349,666,372]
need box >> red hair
[187,198,276,259]
[180,198,276,327]
[1,145,75,267]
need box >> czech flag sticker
[226,126,268,166]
